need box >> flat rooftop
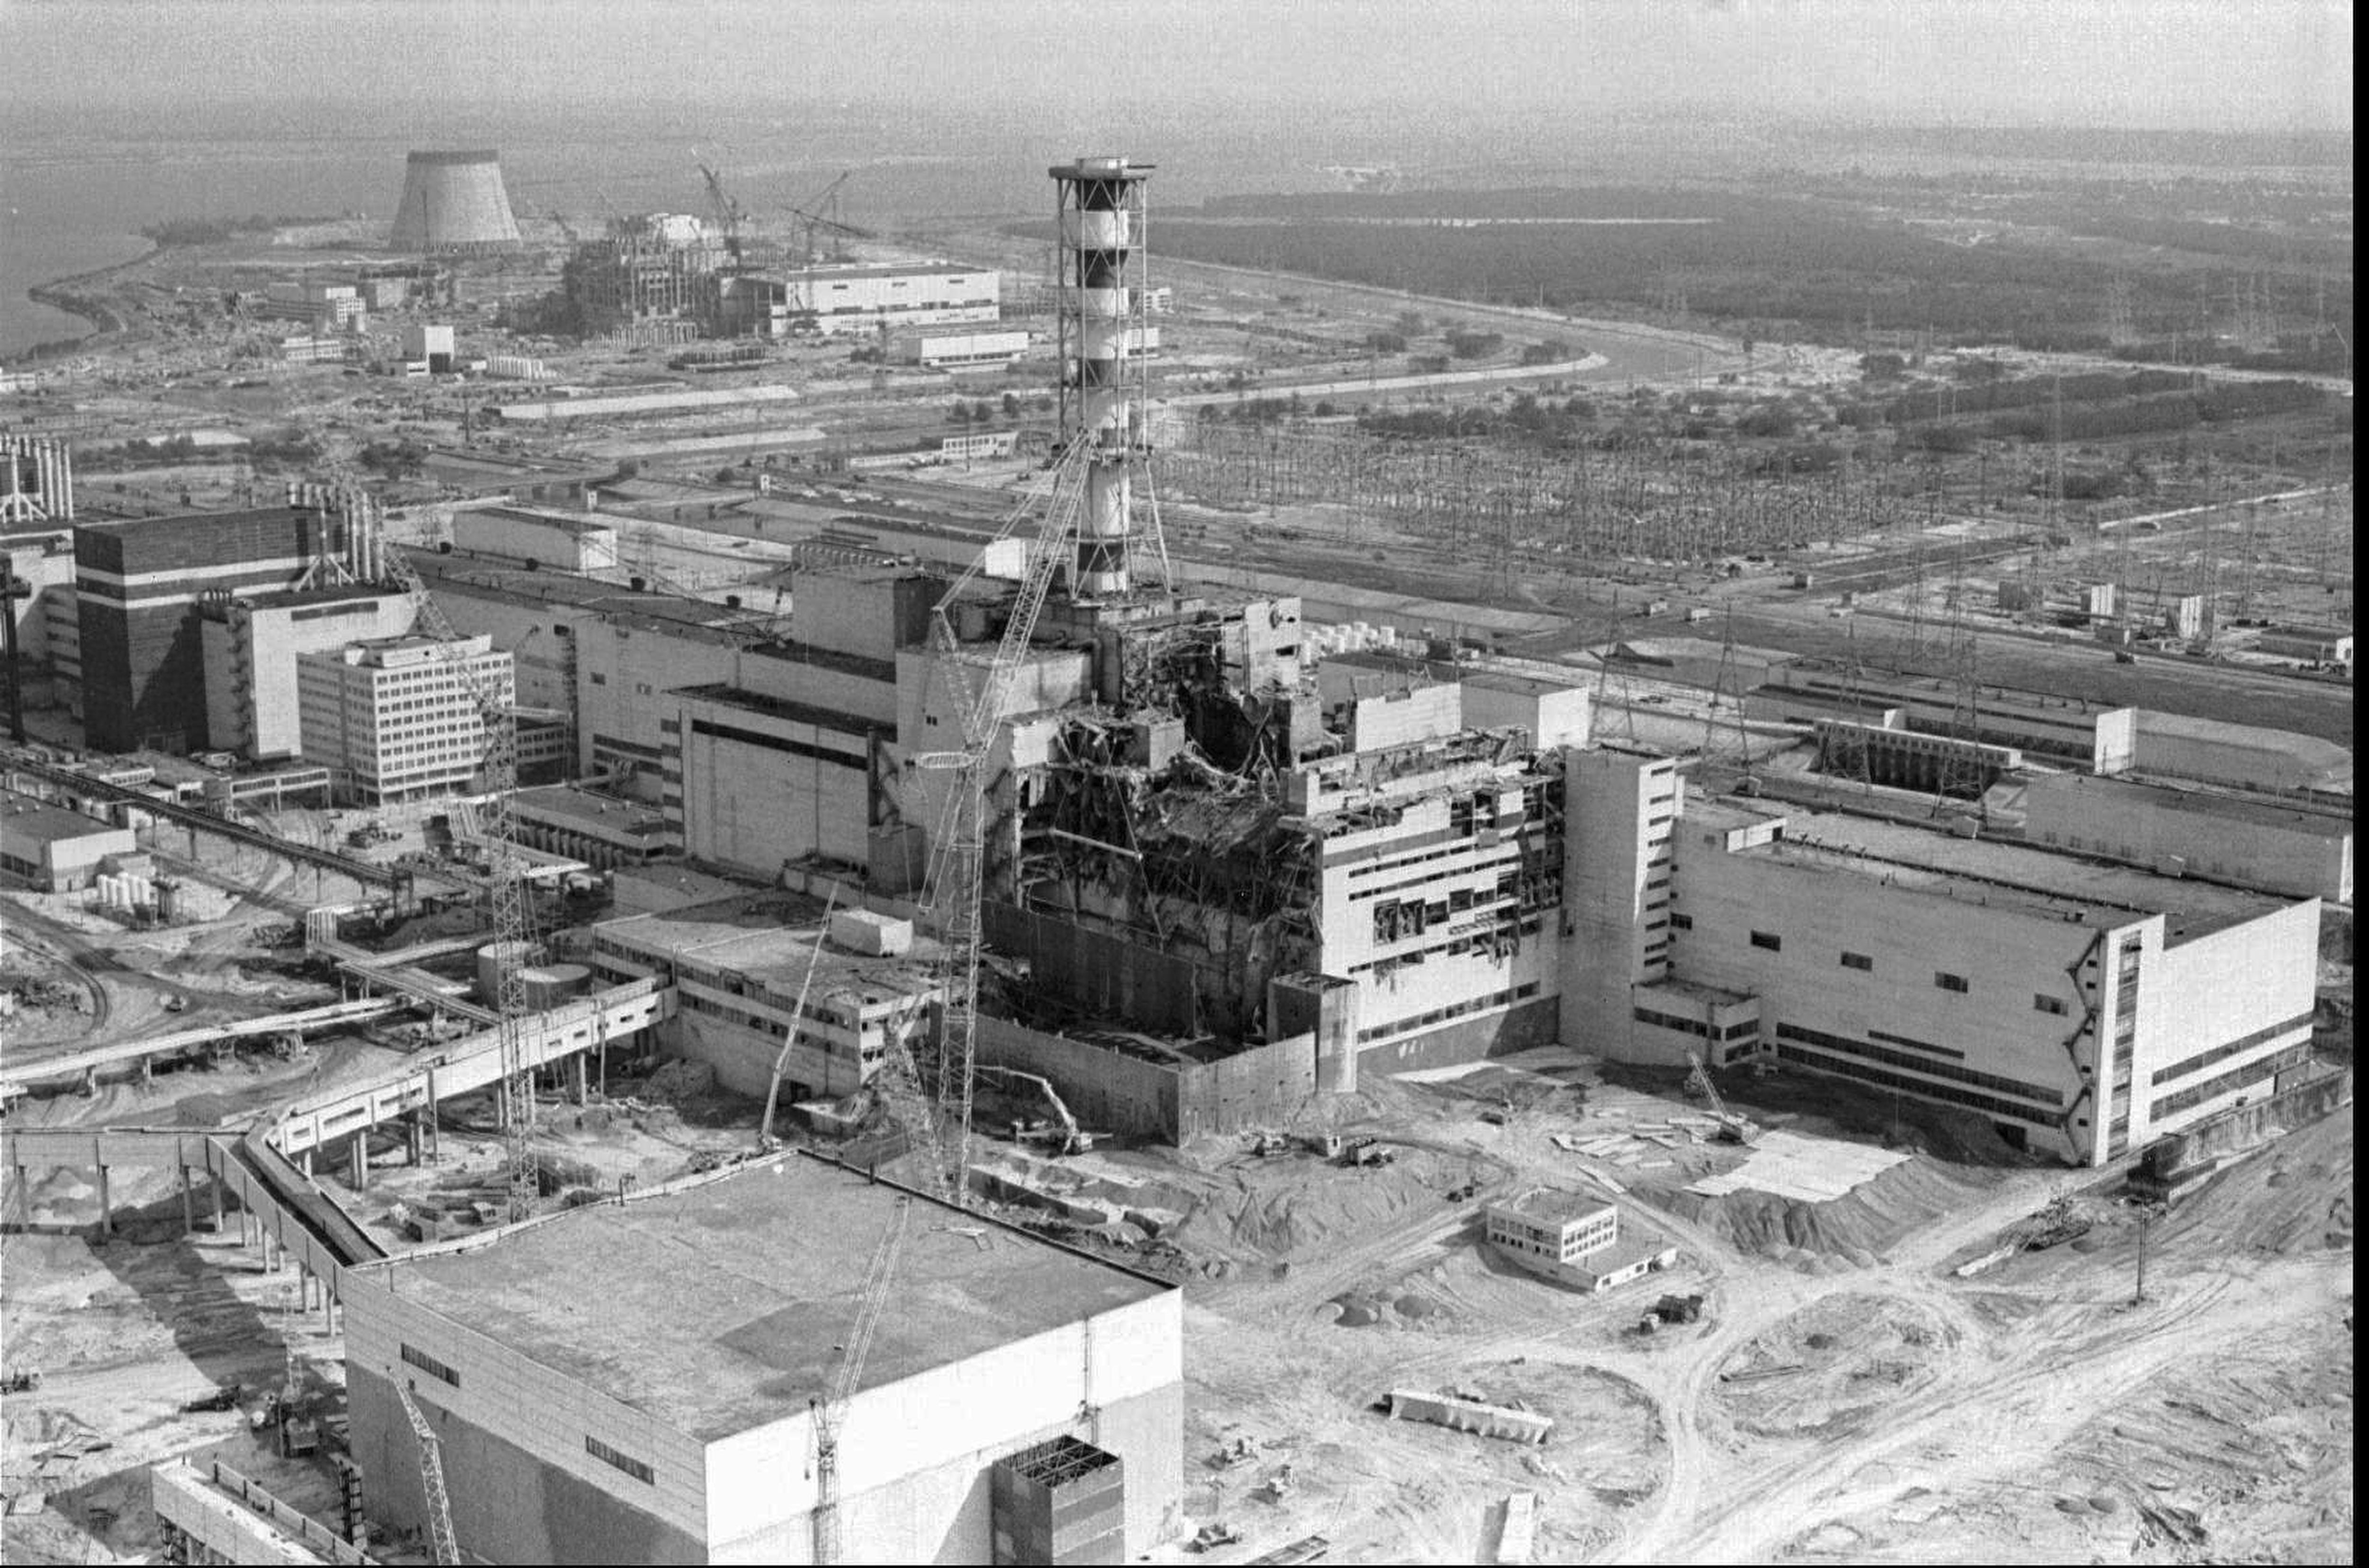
[510,784,671,837]
[470,505,616,536]
[2037,771,2354,835]
[237,584,401,611]
[1492,1187,1617,1226]
[0,791,126,848]
[374,1154,1170,1442]
[597,893,944,1010]
[1694,798,2300,943]
[674,681,887,737]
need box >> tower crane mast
[890,437,1094,1201]
[394,1378,460,1566]
[285,415,541,1221]
[809,1194,913,1565]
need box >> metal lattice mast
[292,421,541,1220]
[905,439,1094,1201]
[810,1196,913,1565]
[394,1379,460,1566]
[362,504,539,1218]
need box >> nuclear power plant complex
[0,72,2352,1568]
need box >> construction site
[1,131,2354,1567]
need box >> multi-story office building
[295,634,512,805]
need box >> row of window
[586,1434,655,1485]
[1773,1022,2064,1107]
[1772,1044,2060,1127]
[2151,1045,2304,1119]
[2148,1012,2315,1090]
[1740,929,2002,1000]
[400,1343,458,1387]
[1357,980,1541,1044]
[1633,1005,1760,1043]
[1866,1027,1965,1063]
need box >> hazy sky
[4,0,2352,133]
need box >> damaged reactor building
[544,154,2318,1171]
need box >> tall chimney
[1050,157,1154,600]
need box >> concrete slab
[372,1154,1170,1443]
[1682,1129,1910,1203]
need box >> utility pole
[2132,1210,2152,1306]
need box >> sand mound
[1646,1153,1986,1262]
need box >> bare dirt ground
[1078,1057,2355,1565]
[1,1219,350,1565]
[3,1018,2348,1563]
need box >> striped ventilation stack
[388,150,523,254]
[1050,157,1154,599]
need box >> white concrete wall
[1665,838,2118,1162]
[673,692,872,878]
[2025,772,2352,902]
[737,648,900,728]
[453,509,617,574]
[702,1286,1183,1564]
[2130,898,2322,1145]
[1560,748,1681,1061]
[1349,682,1463,753]
[343,1269,710,1549]
[425,584,592,727]
[1463,678,1591,750]
[2132,716,2334,792]
[2,540,73,666]
[578,619,738,786]
[238,596,416,760]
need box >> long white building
[1565,766,2323,1166]
[343,1154,1183,1564]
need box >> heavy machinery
[787,172,872,266]
[757,886,839,1152]
[1682,1049,1758,1145]
[695,160,748,273]
[973,1064,1091,1156]
[809,1194,913,1565]
[865,435,1093,1201]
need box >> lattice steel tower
[1050,157,1155,599]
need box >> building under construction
[559,216,722,336]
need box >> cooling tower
[389,150,523,253]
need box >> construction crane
[787,171,872,264]
[696,160,747,272]
[810,1194,913,1565]
[895,437,1097,1200]
[1681,1047,1757,1144]
[545,208,583,247]
[758,885,840,1151]
[394,1379,460,1566]
[283,415,543,1221]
